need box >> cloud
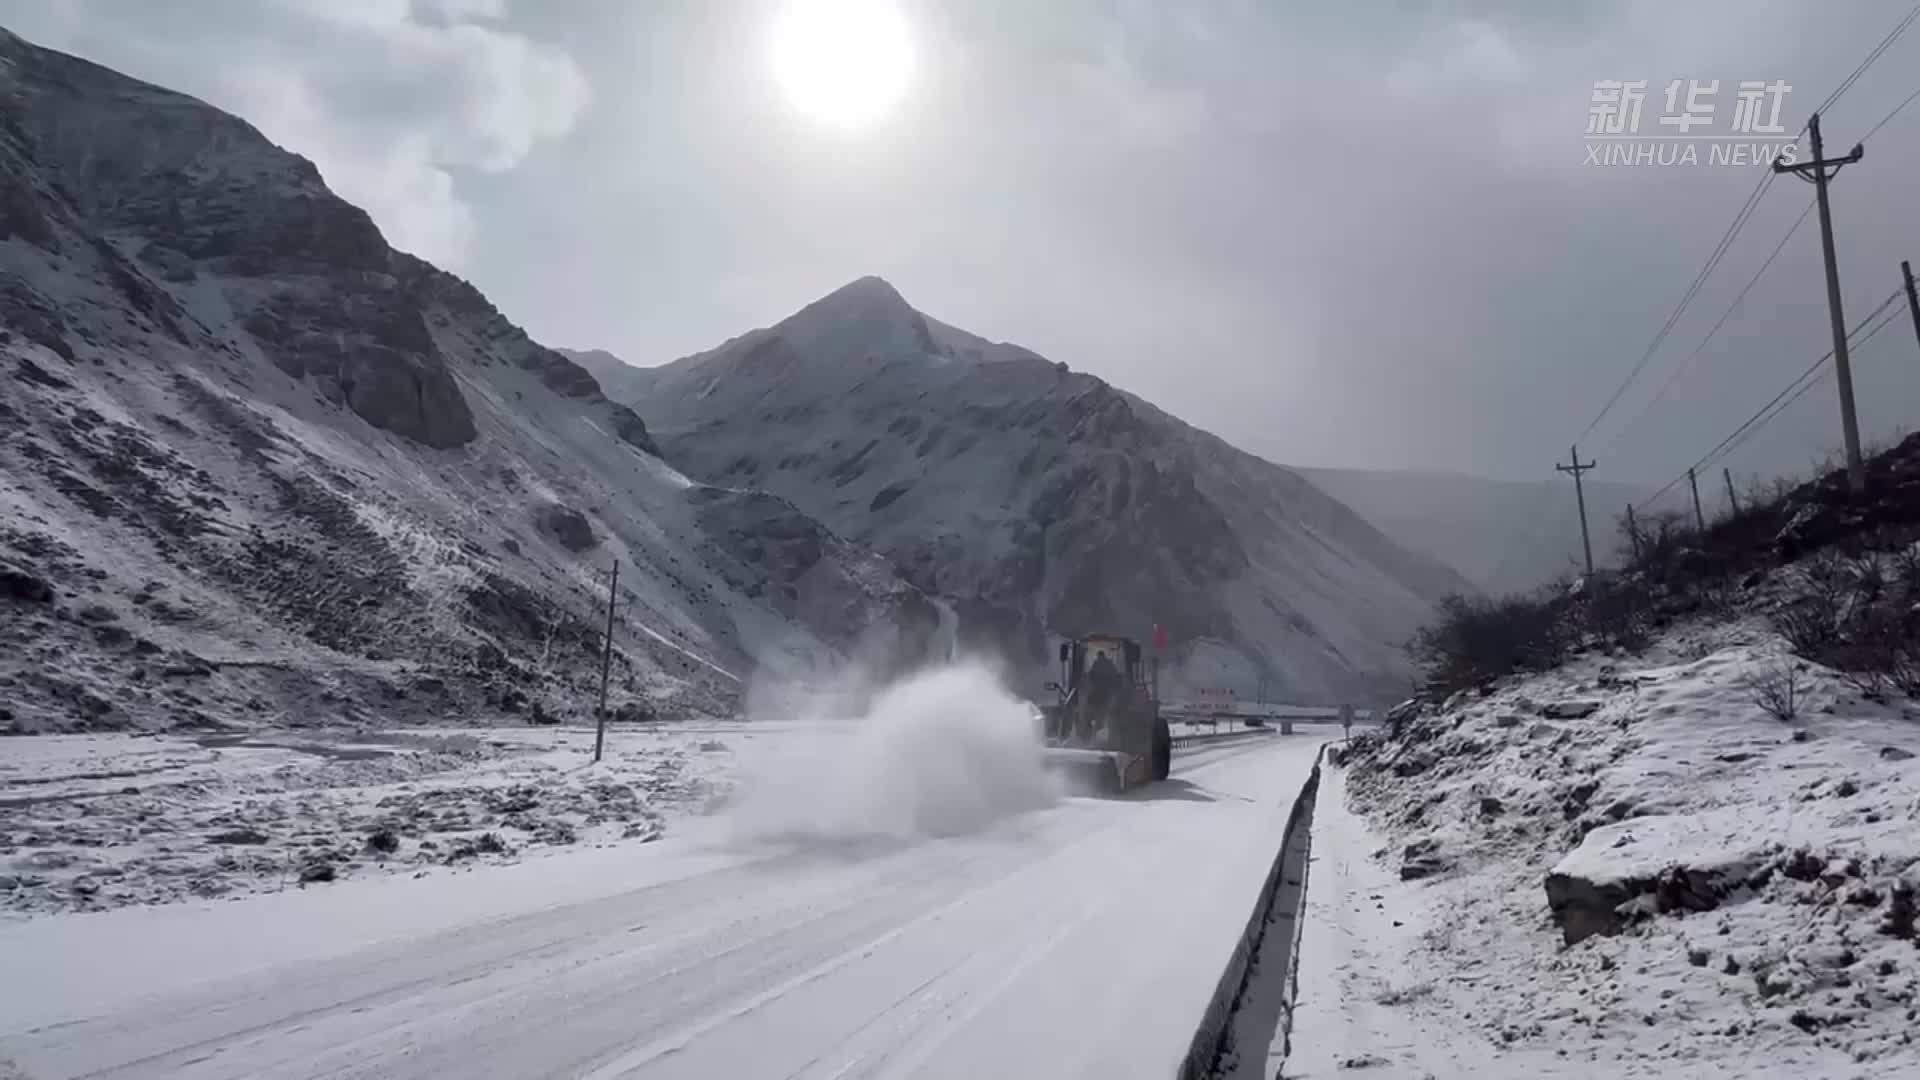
[3,0,588,266]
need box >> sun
[768,0,914,131]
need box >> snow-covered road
[1,736,1321,1080]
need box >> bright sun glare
[768,0,914,130]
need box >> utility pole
[1555,445,1597,577]
[1903,260,1920,353]
[1688,467,1706,531]
[594,560,619,764]
[1624,503,1641,562]
[1775,112,1866,494]
[1723,467,1739,517]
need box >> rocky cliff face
[0,30,932,733]
[595,277,1474,704]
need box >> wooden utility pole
[1624,503,1642,561]
[594,560,619,764]
[1555,445,1597,577]
[1688,467,1706,530]
[1775,112,1867,494]
[1903,260,1920,353]
[1723,467,1739,517]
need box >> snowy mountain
[1296,467,1671,597]
[572,279,1474,704]
[0,30,940,733]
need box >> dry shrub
[1411,591,1569,694]
[1740,657,1804,722]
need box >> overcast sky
[8,0,1920,488]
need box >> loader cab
[1055,634,1146,700]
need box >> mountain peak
[824,275,908,307]
[773,275,939,361]
[797,275,914,322]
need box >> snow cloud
[6,0,588,267]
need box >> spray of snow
[727,661,1058,844]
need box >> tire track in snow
[51,839,1044,1079]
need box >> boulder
[339,345,476,449]
[1400,837,1448,880]
[208,827,267,845]
[0,563,54,604]
[77,602,118,623]
[534,504,598,552]
[1544,815,1766,944]
[1401,856,1447,881]
[1542,700,1601,720]
[612,701,653,724]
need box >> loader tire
[1151,715,1172,781]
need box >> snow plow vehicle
[1038,633,1172,792]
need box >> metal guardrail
[1169,728,1277,749]
[1163,703,1375,722]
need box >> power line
[1611,196,1818,445]
[1578,170,1779,445]
[1639,290,1898,507]
[1577,3,1920,450]
[1859,80,1920,142]
[1813,1,1920,117]
[1706,301,1908,470]
[1692,290,1899,472]
[1492,15,1920,579]
[1635,289,1902,508]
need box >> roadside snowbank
[1,724,733,917]
[1305,620,1920,1077]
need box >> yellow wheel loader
[1039,633,1172,792]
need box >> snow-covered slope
[0,29,937,733]
[575,279,1472,704]
[1297,466,1675,597]
[1312,625,1920,1077]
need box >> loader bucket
[1043,746,1141,794]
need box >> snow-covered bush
[1739,654,1803,722]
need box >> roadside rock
[1543,866,1668,945]
[1544,817,1767,944]
[208,828,268,845]
[76,603,118,623]
[1401,857,1447,881]
[1401,837,1449,880]
[0,563,54,604]
[611,701,653,724]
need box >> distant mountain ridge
[570,278,1475,704]
[0,29,939,733]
